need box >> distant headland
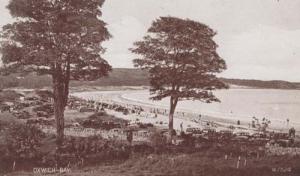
[1,68,300,90]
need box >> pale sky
[1,0,300,82]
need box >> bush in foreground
[0,123,46,172]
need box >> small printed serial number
[272,167,292,173]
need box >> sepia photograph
[0,0,299,175]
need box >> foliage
[0,0,112,143]
[150,131,167,153]
[32,103,54,115]
[1,0,111,80]
[0,75,19,89]
[35,89,53,101]
[131,16,227,102]
[88,111,108,119]
[4,123,46,160]
[130,17,227,130]
[0,123,46,172]
[0,90,22,102]
[43,136,131,167]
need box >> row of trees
[0,0,227,146]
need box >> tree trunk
[52,61,71,146]
[169,105,175,131]
[168,96,178,134]
[53,77,66,146]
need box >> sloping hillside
[221,78,300,89]
[1,68,300,89]
[71,68,149,86]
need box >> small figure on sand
[251,120,256,128]
[127,130,133,145]
[180,122,183,132]
[198,114,202,122]
[289,127,296,138]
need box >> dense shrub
[0,90,22,102]
[150,132,167,153]
[180,133,196,147]
[88,112,108,119]
[5,123,45,158]
[81,113,127,130]
[137,122,154,129]
[0,76,19,89]
[32,104,54,115]
[35,90,53,100]
[12,110,31,119]
[50,136,131,167]
[0,123,46,172]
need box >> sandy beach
[72,89,300,134]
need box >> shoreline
[72,89,300,133]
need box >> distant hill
[220,78,300,90]
[71,68,149,87]
[1,68,300,90]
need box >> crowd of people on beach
[68,95,297,134]
[68,96,219,131]
[68,97,145,116]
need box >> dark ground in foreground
[5,151,300,176]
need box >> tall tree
[131,17,228,133]
[0,0,111,145]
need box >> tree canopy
[131,16,228,131]
[0,0,111,144]
[1,0,111,80]
[131,16,227,102]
